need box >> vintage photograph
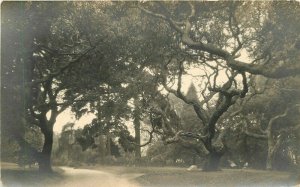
[1,1,300,186]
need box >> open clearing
[1,163,300,187]
[81,165,300,187]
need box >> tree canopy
[1,1,299,172]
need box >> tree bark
[202,151,223,171]
[192,154,196,165]
[266,128,275,170]
[134,117,141,159]
[133,97,142,159]
[106,133,111,156]
[266,132,285,170]
[266,148,275,170]
[38,128,53,173]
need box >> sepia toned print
[1,1,300,186]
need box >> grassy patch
[80,165,300,187]
[134,168,299,187]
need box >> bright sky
[53,108,96,133]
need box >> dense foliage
[1,1,299,172]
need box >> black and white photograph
[1,1,300,186]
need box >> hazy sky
[53,77,194,133]
[53,108,95,133]
[53,50,250,133]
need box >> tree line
[1,1,300,172]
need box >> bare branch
[267,105,297,132]
[165,131,210,156]
[227,57,300,78]
[162,61,209,124]
[138,5,184,34]
[240,72,248,98]
[228,3,243,55]
[242,118,267,139]
[130,128,154,147]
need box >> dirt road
[52,167,140,187]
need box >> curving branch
[226,58,300,79]
[266,106,296,133]
[138,5,184,34]
[165,130,210,156]
[130,128,154,147]
[243,104,300,139]
[140,3,300,78]
[161,59,209,124]
[228,3,243,56]
[242,117,267,139]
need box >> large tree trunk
[266,133,283,170]
[266,148,275,170]
[39,129,53,173]
[106,133,111,156]
[201,128,226,171]
[192,154,196,165]
[202,152,223,171]
[133,97,141,160]
[134,118,141,159]
[266,133,275,170]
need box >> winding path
[53,167,140,187]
